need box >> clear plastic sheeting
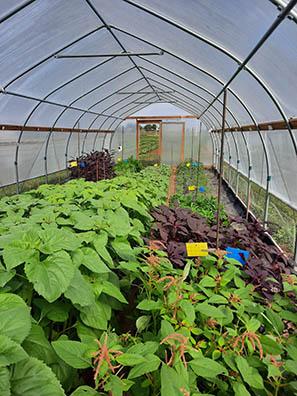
[0,131,19,187]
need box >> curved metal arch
[99,102,161,152]
[79,86,153,153]
[43,67,142,178]
[81,77,147,151]
[138,57,244,125]
[111,26,268,142]
[81,85,154,151]
[119,1,297,155]
[147,75,233,128]
[4,25,106,90]
[90,92,159,149]
[15,65,135,186]
[103,93,217,135]
[144,79,242,176]
[65,91,156,164]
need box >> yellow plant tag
[186,162,191,167]
[69,161,77,168]
[186,242,208,257]
[117,158,122,162]
[188,185,196,191]
[154,163,159,167]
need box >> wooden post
[216,90,227,249]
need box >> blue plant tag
[199,186,206,193]
[225,247,250,265]
[123,159,128,163]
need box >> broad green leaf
[285,360,297,375]
[287,345,297,361]
[64,268,95,307]
[245,318,261,332]
[0,334,27,367]
[127,341,159,355]
[120,193,149,217]
[280,310,297,323]
[79,300,111,330]
[111,238,136,261]
[52,340,91,369]
[106,207,132,236]
[0,263,15,287]
[101,280,127,303]
[92,232,113,267]
[81,247,110,274]
[160,320,175,339]
[263,310,284,333]
[76,322,100,347]
[236,356,264,389]
[195,303,225,319]
[190,356,227,378]
[10,357,65,396]
[128,354,160,379]
[3,242,35,271]
[232,382,251,396]
[136,315,151,333]
[136,299,162,311]
[39,228,81,254]
[0,367,10,396]
[260,335,283,355]
[207,295,228,304]
[180,300,195,324]
[70,386,100,395]
[0,293,31,343]
[116,353,146,366]
[34,298,70,322]
[71,212,95,231]
[22,324,56,365]
[25,251,74,303]
[161,364,189,396]
[198,276,216,288]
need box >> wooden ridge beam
[212,117,297,133]
[0,124,113,134]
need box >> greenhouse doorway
[160,122,185,165]
[137,121,161,163]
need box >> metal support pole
[216,90,227,249]
[195,123,202,199]
[236,159,240,196]
[294,225,297,264]
[246,165,252,220]
[263,177,271,229]
[121,125,124,160]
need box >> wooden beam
[0,124,113,134]
[211,117,297,133]
[126,115,197,120]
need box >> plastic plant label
[69,161,77,168]
[225,247,250,265]
[199,186,206,193]
[186,242,208,257]
[186,162,191,167]
[154,163,159,167]
[188,185,196,191]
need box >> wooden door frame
[136,120,161,159]
[160,122,185,163]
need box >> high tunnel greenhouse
[0,1,297,395]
